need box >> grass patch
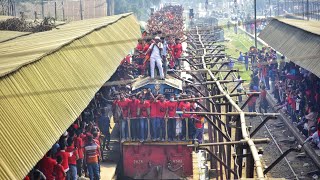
[216,27,265,87]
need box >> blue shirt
[244,55,249,64]
[161,40,167,56]
[98,114,110,134]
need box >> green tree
[114,0,160,20]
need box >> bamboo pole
[188,138,270,147]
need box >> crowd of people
[114,89,205,143]
[240,45,320,149]
[23,5,201,180]
[113,5,185,81]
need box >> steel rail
[256,114,299,179]
[195,26,265,179]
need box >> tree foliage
[114,0,160,20]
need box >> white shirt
[149,42,163,59]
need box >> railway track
[184,26,271,179]
[247,102,319,179]
[185,23,320,179]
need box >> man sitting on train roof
[144,36,165,80]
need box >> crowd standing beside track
[241,45,320,149]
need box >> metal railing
[123,117,197,142]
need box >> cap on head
[155,36,160,40]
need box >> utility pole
[277,0,280,16]
[54,1,57,20]
[41,0,44,18]
[62,1,65,21]
[269,0,271,17]
[80,0,83,20]
[306,0,309,20]
[254,0,257,48]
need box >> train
[110,4,267,180]
[114,5,209,179]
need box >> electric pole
[254,0,257,48]
[41,0,44,18]
[80,0,83,20]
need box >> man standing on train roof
[174,38,183,69]
[145,36,165,80]
[166,94,178,141]
[149,93,160,141]
[128,94,140,141]
[178,94,192,140]
[114,92,131,142]
[158,94,168,141]
[137,96,151,142]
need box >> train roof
[132,75,183,91]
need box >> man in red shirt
[166,94,178,141]
[74,129,84,177]
[149,94,159,141]
[248,86,258,112]
[39,150,57,180]
[54,156,66,180]
[157,94,168,141]
[137,97,150,142]
[128,94,140,141]
[259,86,268,113]
[66,137,78,180]
[178,96,192,140]
[55,144,72,178]
[193,107,205,144]
[116,93,131,142]
[174,38,183,69]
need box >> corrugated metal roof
[276,17,320,36]
[0,30,31,43]
[0,13,140,179]
[259,18,320,77]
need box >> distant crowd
[240,45,320,149]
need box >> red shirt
[55,151,71,172]
[129,99,140,118]
[179,101,191,118]
[194,115,205,129]
[157,101,167,118]
[66,145,78,165]
[150,101,158,118]
[136,43,143,51]
[174,43,183,59]
[54,164,65,180]
[117,98,131,118]
[143,44,150,53]
[138,101,150,117]
[39,156,57,180]
[247,92,257,106]
[260,90,267,99]
[74,136,84,159]
[167,101,178,117]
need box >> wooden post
[41,0,44,18]
[54,1,57,20]
[165,118,168,141]
[80,0,83,20]
[147,118,151,141]
[186,118,189,140]
[62,1,65,21]
[128,119,131,141]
